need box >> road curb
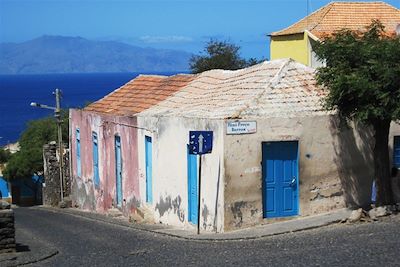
[31,206,351,242]
[0,242,58,267]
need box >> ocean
[0,72,179,146]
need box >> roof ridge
[230,59,292,119]
[331,1,391,4]
[309,2,334,33]
[329,1,399,9]
[137,73,195,79]
[197,62,264,76]
[137,74,168,78]
[270,1,400,37]
[270,2,334,36]
[197,59,286,80]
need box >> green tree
[3,110,69,180]
[190,40,262,73]
[314,20,400,206]
[0,148,11,164]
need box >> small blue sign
[189,131,213,155]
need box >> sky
[1,0,399,59]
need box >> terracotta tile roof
[138,59,327,119]
[270,2,400,38]
[84,74,196,115]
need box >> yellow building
[270,1,400,67]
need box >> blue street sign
[189,131,213,155]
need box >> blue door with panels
[187,145,198,224]
[92,132,100,187]
[76,128,81,177]
[145,136,153,203]
[115,136,123,207]
[394,136,400,168]
[262,141,299,218]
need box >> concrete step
[130,205,154,224]
[107,208,123,218]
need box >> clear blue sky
[1,0,399,59]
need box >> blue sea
[0,72,179,146]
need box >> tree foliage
[0,148,11,164]
[190,40,261,73]
[3,110,69,180]
[314,20,400,205]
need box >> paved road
[14,207,400,267]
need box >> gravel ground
[12,207,400,267]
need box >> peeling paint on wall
[172,196,185,222]
[155,195,186,223]
[70,109,140,216]
[202,202,209,229]
[137,116,225,232]
[244,167,261,174]
[155,195,172,218]
[230,201,246,228]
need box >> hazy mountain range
[0,35,192,74]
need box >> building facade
[270,2,400,67]
[70,59,400,232]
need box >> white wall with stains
[137,116,225,233]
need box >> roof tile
[84,74,196,115]
[271,2,400,38]
[139,59,327,119]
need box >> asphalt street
[13,207,400,267]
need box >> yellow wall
[270,32,309,66]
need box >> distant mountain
[0,35,192,74]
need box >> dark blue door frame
[262,141,299,218]
[394,136,400,168]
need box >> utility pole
[55,89,64,202]
[31,88,64,203]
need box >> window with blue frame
[145,136,153,203]
[394,136,400,169]
[92,132,100,186]
[76,128,81,177]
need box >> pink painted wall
[69,109,140,215]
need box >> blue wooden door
[145,136,153,203]
[115,136,122,207]
[92,132,100,187]
[394,136,400,168]
[76,129,81,177]
[187,146,198,224]
[262,141,299,218]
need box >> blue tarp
[0,176,11,198]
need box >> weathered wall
[0,201,15,254]
[43,142,69,206]
[224,115,400,231]
[69,109,140,216]
[137,116,225,232]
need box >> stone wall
[0,201,15,254]
[43,141,70,206]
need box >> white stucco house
[70,59,400,233]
